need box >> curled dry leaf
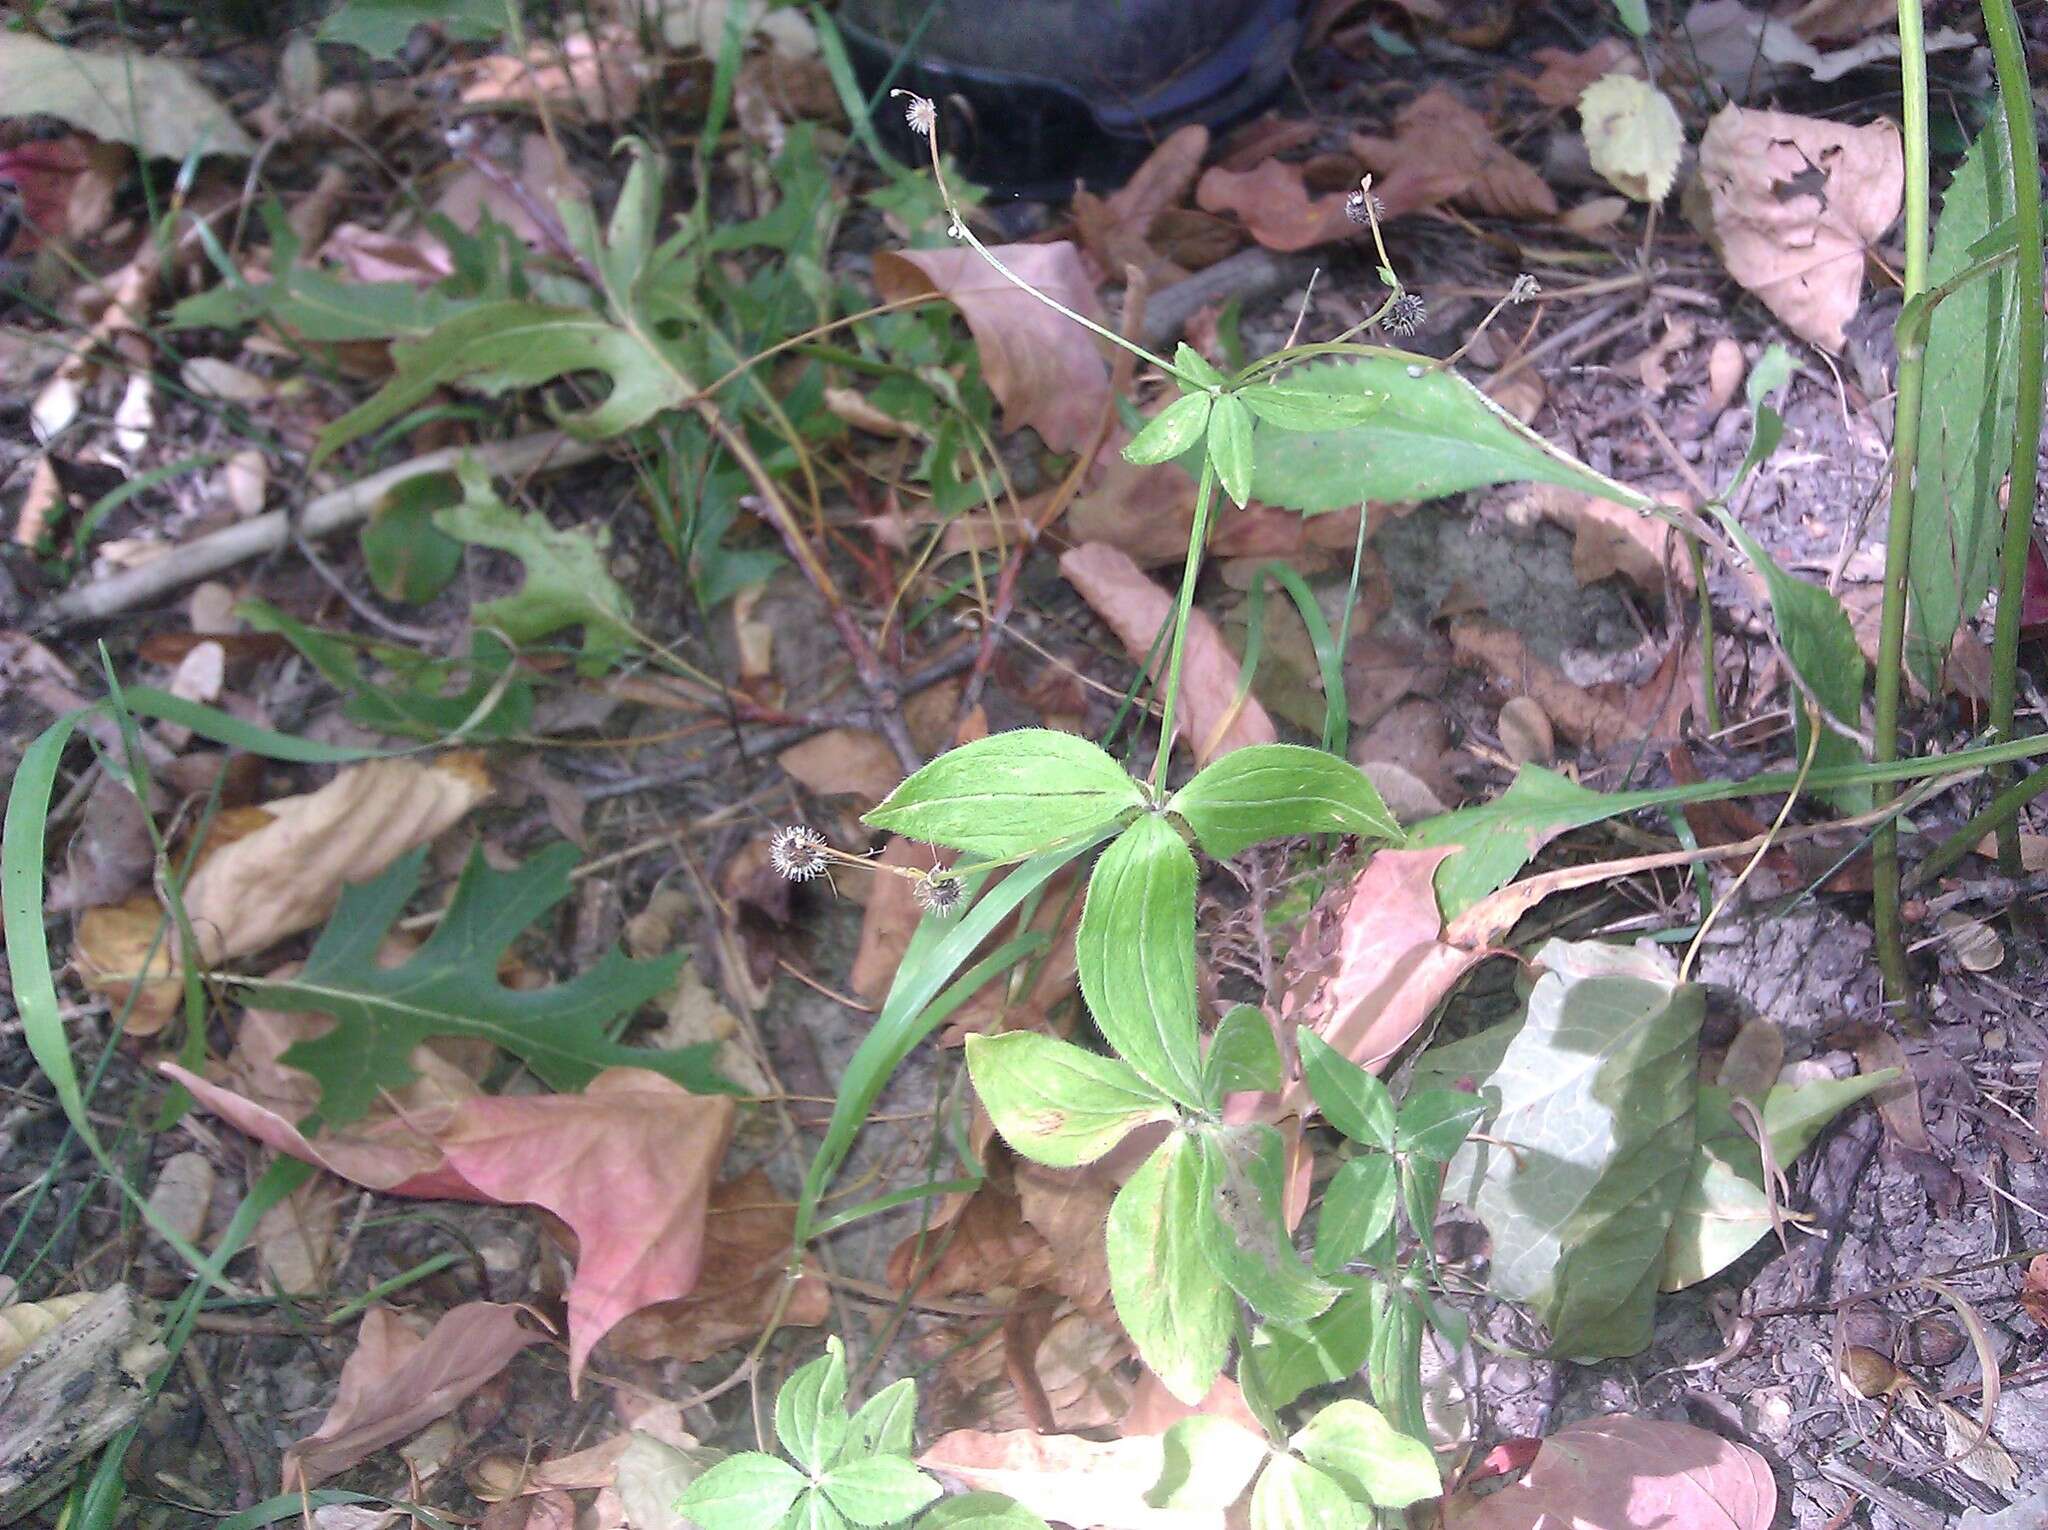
[1506,484,1689,596]
[1693,105,1903,350]
[875,242,1110,455]
[1194,159,1358,253]
[1350,88,1558,221]
[1443,1415,1775,1529]
[1075,125,1212,283]
[1060,542,1276,766]
[284,1303,545,1490]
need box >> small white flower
[1384,292,1427,337]
[912,871,964,917]
[769,825,829,881]
[895,90,938,139]
[1509,273,1541,304]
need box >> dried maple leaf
[875,242,1110,455]
[1442,1415,1775,1529]
[1694,105,1902,350]
[1350,88,1557,221]
[1194,159,1358,252]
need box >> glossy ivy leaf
[1368,1283,1428,1443]
[1312,1155,1398,1278]
[1245,356,1643,514]
[1198,1124,1341,1324]
[1444,939,1702,1361]
[818,1456,942,1527]
[1148,1416,1268,1512]
[1239,381,1390,432]
[1206,1004,1282,1100]
[845,1378,918,1460]
[1123,391,1213,466]
[1076,814,1208,1108]
[1106,1133,1233,1404]
[260,846,729,1126]
[360,471,462,604]
[434,458,636,674]
[674,1453,807,1530]
[1298,1032,1396,1150]
[964,1031,1175,1167]
[1293,1398,1439,1508]
[1395,1090,1488,1161]
[1241,1280,1377,1413]
[775,1337,850,1473]
[313,301,693,465]
[1250,1453,1356,1530]
[1208,393,1255,507]
[916,1494,1053,1530]
[1167,743,1399,858]
[1175,342,1227,391]
[865,729,1142,860]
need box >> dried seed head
[1384,291,1427,337]
[895,90,938,139]
[912,871,964,917]
[1509,273,1541,304]
[769,824,829,882]
[1345,187,1384,227]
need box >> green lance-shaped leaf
[1077,814,1208,1108]
[261,846,731,1127]
[1107,1134,1234,1405]
[1198,1123,1341,1325]
[1208,393,1256,508]
[1245,355,1644,514]
[1123,391,1214,466]
[1395,1089,1488,1162]
[1444,938,1703,1360]
[1367,1282,1428,1444]
[1205,1004,1283,1099]
[1241,1280,1377,1413]
[1312,1155,1398,1278]
[1292,1398,1440,1508]
[965,1031,1176,1168]
[1240,381,1391,432]
[1298,1032,1397,1150]
[1167,743,1399,858]
[865,729,1143,860]
[775,1337,850,1474]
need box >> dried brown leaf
[1194,159,1357,252]
[1443,1415,1775,1529]
[1351,88,1558,221]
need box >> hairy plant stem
[1871,0,1933,1013]
[1980,0,2046,874]
[1151,459,1221,793]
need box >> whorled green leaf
[1241,1280,1377,1414]
[964,1031,1175,1168]
[1106,1134,1234,1405]
[1395,1090,1488,1162]
[1444,939,1703,1360]
[434,458,636,673]
[865,730,1142,860]
[1249,1452,1356,1530]
[1291,1398,1439,1508]
[674,1453,807,1530]
[1076,814,1208,1107]
[262,846,730,1126]
[775,1337,850,1474]
[1239,381,1390,432]
[1167,743,1399,858]
[1197,1124,1341,1325]
[1123,391,1213,466]
[845,1378,919,1460]
[1367,1283,1428,1444]
[818,1456,941,1527]
[1175,342,1228,390]
[1147,1416,1269,1512]
[1206,1004,1283,1100]
[1312,1155,1398,1278]
[1298,1033,1396,1150]
[314,301,694,464]
[1245,356,1644,515]
[1208,393,1256,508]
[791,1489,853,1530]
[915,1493,1052,1530]
[1908,116,2023,691]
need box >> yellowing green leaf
[1579,74,1685,204]
[0,34,254,160]
[965,1031,1175,1168]
[1107,1134,1233,1404]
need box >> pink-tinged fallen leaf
[1124,1372,1263,1438]
[284,1303,545,1490]
[1441,1415,1776,1529]
[920,1428,1223,1530]
[1195,160,1358,252]
[2022,538,2048,634]
[1351,89,1558,221]
[435,1070,736,1391]
[874,242,1110,454]
[850,837,950,1000]
[1060,542,1276,765]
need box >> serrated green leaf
[1292,1399,1439,1508]
[1579,74,1684,204]
[1313,1156,1398,1278]
[1298,1033,1396,1150]
[1250,1453,1357,1530]
[1168,744,1398,857]
[1208,394,1255,507]
[1076,814,1208,1107]
[965,1032,1174,1167]
[1245,356,1642,514]
[1123,392,1213,466]
[1444,939,1702,1360]
[1908,117,2024,691]
[916,1494,1051,1530]
[1206,1004,1283,1100]
[314,301,693,465]
[776,1338,850,1473]
[819,1456,941,1526]
[1241,1281,1376,1413]
[865,730,1143,860]
[845,1378,918,1461]
[1147,1416,1268,1511]
[676,1453,807,1530]
[1107,1134,1233,1404]
[259,846,731,1126]
[433,457,637,674]
[1240,383,1391,432]
[361,473,463,604]
[1198,1124,1340,1324]
[319,0,507,56]
[1395,1090,1488,1161]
